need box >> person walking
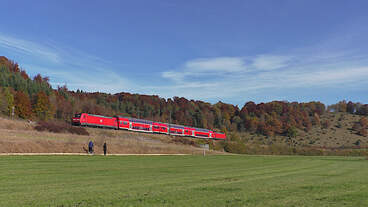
[88,140,94,154]
[103,142,107,156]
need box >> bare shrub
[34,120,89,135]
[35,121,64,133]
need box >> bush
[212,140,226,151]
[287,127,298,138]
[34,121,64,133]
[223,141,247,154]
[34,120,89,135]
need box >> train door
[115,117,119,129]
[84,114,88,126]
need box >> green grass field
[0,155,367,207]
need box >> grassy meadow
[0,155,367,207]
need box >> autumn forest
[1,56,368,154]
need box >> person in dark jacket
[103,142,107,156]
[88,140,94,154]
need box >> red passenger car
[194,128,212,138]
[184,127,195,137]
[129,118,152,132]
[115,116,130,130]
[169,124,184,135]
[152,122,168,134]
[212,132,226,140]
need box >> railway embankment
[0,117,223,155]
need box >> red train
[72,113,226,140]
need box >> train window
[197,134,209,137]
[123,121,128,125]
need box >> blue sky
[1,0,368,106]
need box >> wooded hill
[1,56,368,153]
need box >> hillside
[241,112,368,148]
[1,56,368,155]
[0,116,222,154]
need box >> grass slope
[0,116,219,154]
[243,112,368,149]
[0,155,367,207]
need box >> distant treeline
[1,56,367,138]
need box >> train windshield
[74,113,81,118]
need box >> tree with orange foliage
[245,116,258,133]
[270,117,283,134]
[33,91,52,120]
[14,91,32,119]
[20,70,29,80]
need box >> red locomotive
[72,113,226,140]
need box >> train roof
[97,114,218,133]
[128,117,153,124]
[194,127,210,132]
[87,114,114,119]
[169,125,210,132]
[169,124,185,129]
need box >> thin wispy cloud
[0,34,61,63]
[252,55,292,71]
[186,57,246,72]
[162,55,293,82]
[159,48,368,102]
[0,34,135,93]
[24,64,133,94]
